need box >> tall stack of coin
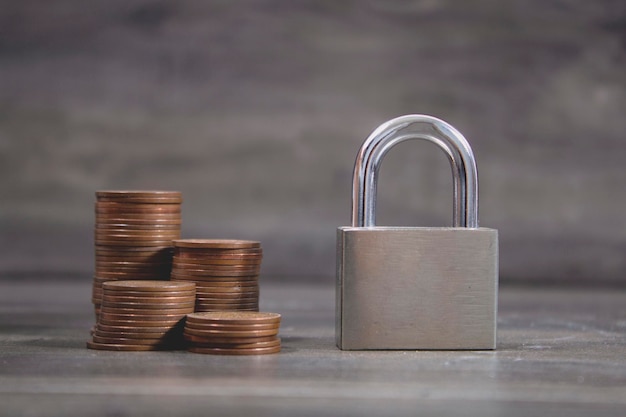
[93,191,182,319]
[170,239,261,312]
[87,280,196,351]
[184,312,281,355]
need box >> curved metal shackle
[351,114,479,228]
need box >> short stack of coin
[170,239,262,312]
[93,190,182,319]
[87,280,196,351]
[184,312,281,355]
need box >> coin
[103,280,195,292]
[187,345,280,355]
[96,190,182,198]
[97,216,182,227]
[86,341,173,351]
[101,295,194,303]
[184,322,278,331]
[170,268,260,277]
[100,306,193,315]
[98,318,186,327]
[173,239,260,249]
[186,283,258,291]
[101,301,196,310]
[95,240,176,247]
[172,257,262,266]
[96,324,183,333]
[184,327,278,338]
[186,312,281,325]
[95,230,182,238]
[101,290,195,298]
[185,336,280,348]
[95,271,171,279]
[170,271,259,283]
[174,248,263,256]
[96,245,174,253]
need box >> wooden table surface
[0,279,625,416]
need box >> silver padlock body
[336,227,498,350]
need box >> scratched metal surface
[0,279,624,417]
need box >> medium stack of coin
[170,239,262,312]
[87,280,196,351]
[184,312,281,355]
[93,190,182,318]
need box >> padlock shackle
[351,114,479,228]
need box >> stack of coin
[170,239,262,312]
[87,280,196,351]
[93,190,182,318]
[184,312,281,355]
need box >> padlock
[336,114,498,350]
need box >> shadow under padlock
[336,115,499,350]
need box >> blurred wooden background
[1,0,625,285]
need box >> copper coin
[95,211,181,218]
[186,334,277,343]
[95,240,176,248]
[186,336,280,348]
[95,272,171,280]
[195,291,259,298]
[171,263,260,271]
[96,204,181,213]
[86,341,173,351]
[97,323,182,333]
[100,306,193,315]
[92,335,180,346]
[97,220,182,226]
[183,280,258,288]
[94,331,181,341]
[195,305,259,313]
[94,223,180,231]
[98,318,186,327]
[101,300,195,309]
[174,248,263,256]
[183,327,278,338]
[101,295,194,303]
[103,280,195,292]
[185,322,276,331]
[95,262,172,269]
[186,311,280,325]
[194,301,259,307]
[98,314,187,323]
[96,197,182,205]
[102,290,195,298]
[183,334,280,346]
[170,269,260,277]
[172,258,261,267]
[187,286,258,294]
[171,273,260,281]
[187,345,280,355]
[96,245,173,253]
[96,190,181,198]
[99,311,190,321]
[193,306,259,312]
[96,202,181,208]
[95,256,172,264]
[173,239,260,249]
[95,230,181,238]
[194,291,259,299]
[95,265,171,272]
[95,215,182,224]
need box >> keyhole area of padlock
[375,140,454,227]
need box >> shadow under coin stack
[184,312,281,355]
[170,239,262,312]
[87,280,196,351]
[93,191,182,320]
